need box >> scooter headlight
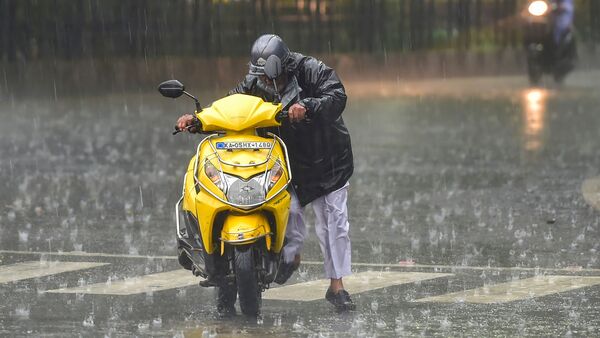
[202,160,286,208]
[226,175,265,207]
[267,161,284,192]
[528,1,548,16]
[204,160,225,191]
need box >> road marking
[582,176,600,211]
[0,261,109,284]
[415,275,600,304]
[0,250,176,261]
[45,270,452,298]
[264,271,452,301]
[3,250,599,274]
[46,269,198,295]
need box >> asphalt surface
[1,71,600,337]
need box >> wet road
[1,73,600,336]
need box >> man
[177,34,355,311]
[550,0,576,83]
[552,0,574,46]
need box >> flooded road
[1,73,600,336]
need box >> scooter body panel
[198,94,282,132]
[176,93,292,286]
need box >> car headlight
[528,1,548,16]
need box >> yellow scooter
[158,56,291,316]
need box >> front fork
[221,243,279,291]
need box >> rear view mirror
[264,55,282,80]
[158,80,185,98]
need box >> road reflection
[522,88,548,152]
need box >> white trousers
[282,182,352,279]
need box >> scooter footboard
[219,213,272,255]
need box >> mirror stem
[272,81,281,103]
[183,91,202,112]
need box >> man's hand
[176,114,199,133]
[288,103,307,123]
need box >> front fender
[220,213,272,255]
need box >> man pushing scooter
[177,34,356,312]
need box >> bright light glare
[528,1,548,16]
[522,88,548,151]
[526,89,543,103]
[524,88,547,115]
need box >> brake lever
[172,124,199,135]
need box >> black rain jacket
[228,52,353,206]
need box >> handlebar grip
[276,110,289,123]
[172,120,202,135]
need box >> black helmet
[249,34,290,76]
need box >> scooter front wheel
[527,58,543,86]
[234,246,262,316]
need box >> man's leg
[274,187,306,284]
[216,283,237,317]
[312,182,354,310]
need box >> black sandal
[325,288,356,312]
[273,259,300,284]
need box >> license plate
[215,141,273,150]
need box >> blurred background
[2,0,600,98]
[1,0,600,271]
[1,0,600,275]
[2,1,600,336]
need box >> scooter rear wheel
[234,246,262,316]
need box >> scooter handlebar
[276,110,289,123]
[172,120,202,135]
[174,111,286,134]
